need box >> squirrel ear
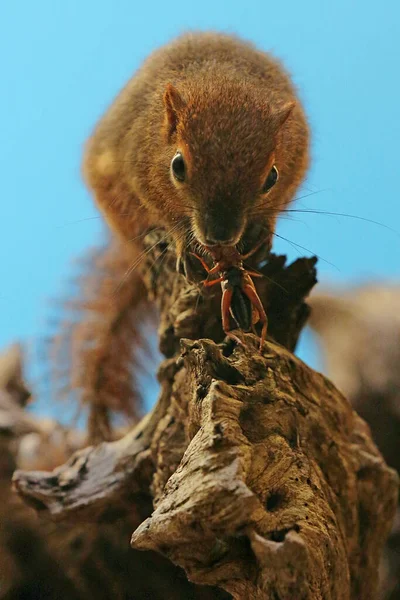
[163,84,186,140]
[274,101,296,129]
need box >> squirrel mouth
[203,237,239,247]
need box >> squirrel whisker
[113,221,186,295]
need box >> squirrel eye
[171,152,186,182]
[262,165,279,194]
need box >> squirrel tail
[46,239,156,444]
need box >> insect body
[192,245,268,351]
[224,267,253,332]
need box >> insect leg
[190,253,221,277]
[203,276,224,288]
[244,270,263,278]
[190,252,212,273]
[242,284,268,351]
[241,234,270,261]
[221,288,244,346]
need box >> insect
[191,242,268,351]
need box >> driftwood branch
[0,345,229,600]
[131,336,398,599]
[12,235,399,599]
[309,285,400,599]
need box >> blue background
[1,1,398,419]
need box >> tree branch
[12,234,398,599]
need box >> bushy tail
[46,239,156,444]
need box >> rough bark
[11,234,398,599]
[0,346,228,600]
[309,286,400,600]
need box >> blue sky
[1,1,399,418]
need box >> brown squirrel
[56,32,309,442]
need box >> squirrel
[55,32,309,442]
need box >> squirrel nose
[202,214,243,247]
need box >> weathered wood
[309,286,400,600]
[12,236,399,599]
[0,346,229,600]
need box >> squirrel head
[162,79,295,248]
